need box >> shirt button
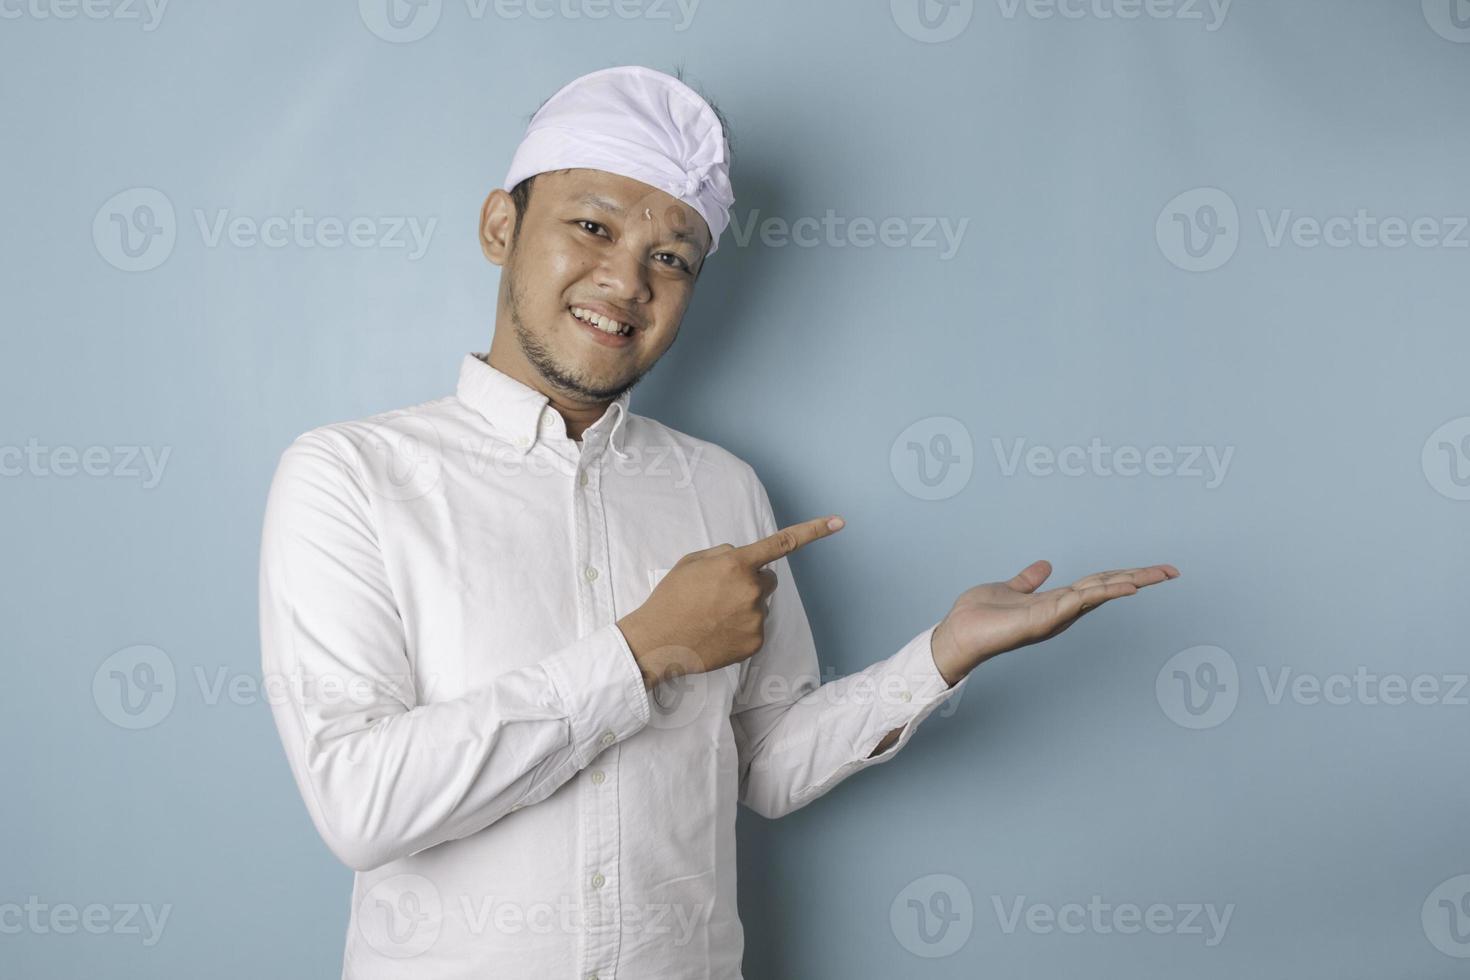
[585,566,599,581]
[579,471,589,486]
[514,435,530,448]
[590,769,605,784]
[591,872,605,889]
[600,731,615,747]
[900,690,912,702]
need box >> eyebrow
[575,193,704,247]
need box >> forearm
[867,727,903,757]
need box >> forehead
[534,168,711,250]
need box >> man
[259,64,1178,978]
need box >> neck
[482,335,610,443]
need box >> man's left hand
[929,560,1180,686]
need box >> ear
[480,188,517,266]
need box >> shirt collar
[455,353,633,459]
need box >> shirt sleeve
[729,474,970,820]
[259,432,650,872]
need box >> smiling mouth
[569,305,636,338]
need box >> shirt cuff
[851,622,969,760]
[786,624,970,810]
[540,622,651,770]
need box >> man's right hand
[616,516,845,689]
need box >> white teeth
[571,307,632,337]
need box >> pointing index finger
[734,516,845,567]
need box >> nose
[593,240,653,306]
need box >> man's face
[482,167,712,403]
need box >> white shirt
[259,353,970,979]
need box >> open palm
[931,560,1180,683]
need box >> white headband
[502,66,735,257]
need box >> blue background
[3,0,1468,976]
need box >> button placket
[576,451,623,977]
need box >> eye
[573,219,693,274]
[654,252,693,274]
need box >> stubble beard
[506,260,652,404]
